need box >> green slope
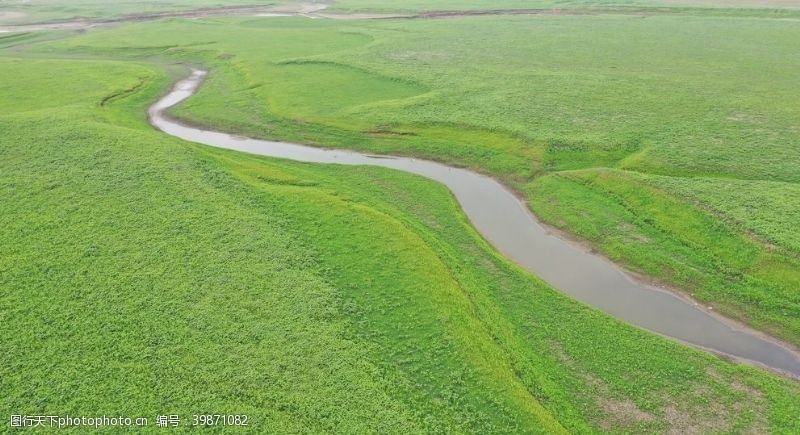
[0,57,562,433]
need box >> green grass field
[2,1,800,432]
[31,10,800,346]
[3,51,800,434]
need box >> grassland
[3,2,800,432]
[2,51,800,433]
[328,0,800,20]
[31,11,800,347]
[4,0,799,28]
[331,0,800,12]
[0,0,290,25]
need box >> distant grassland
[332,0,800,11]
[35,12,800,346]
[3,0,800,26]
[2,51,800,433]
[0,0,284,24]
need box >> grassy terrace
[1,2,799,432]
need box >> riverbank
[150,68,800,378]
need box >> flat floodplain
[2,1,800,433]
[38,12,800,345]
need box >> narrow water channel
[149,69,800,377]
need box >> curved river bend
[150,69,800,377]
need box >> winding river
[150,69,800,377]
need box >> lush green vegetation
[2,52,800,433]
[528,169,800,342]
[34,10,800,346]
[3,1,800,432]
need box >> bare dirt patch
[548,342,656,430]
[599,397,655,430]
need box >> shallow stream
[149,69,800,377]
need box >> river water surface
[149,69,800,377]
